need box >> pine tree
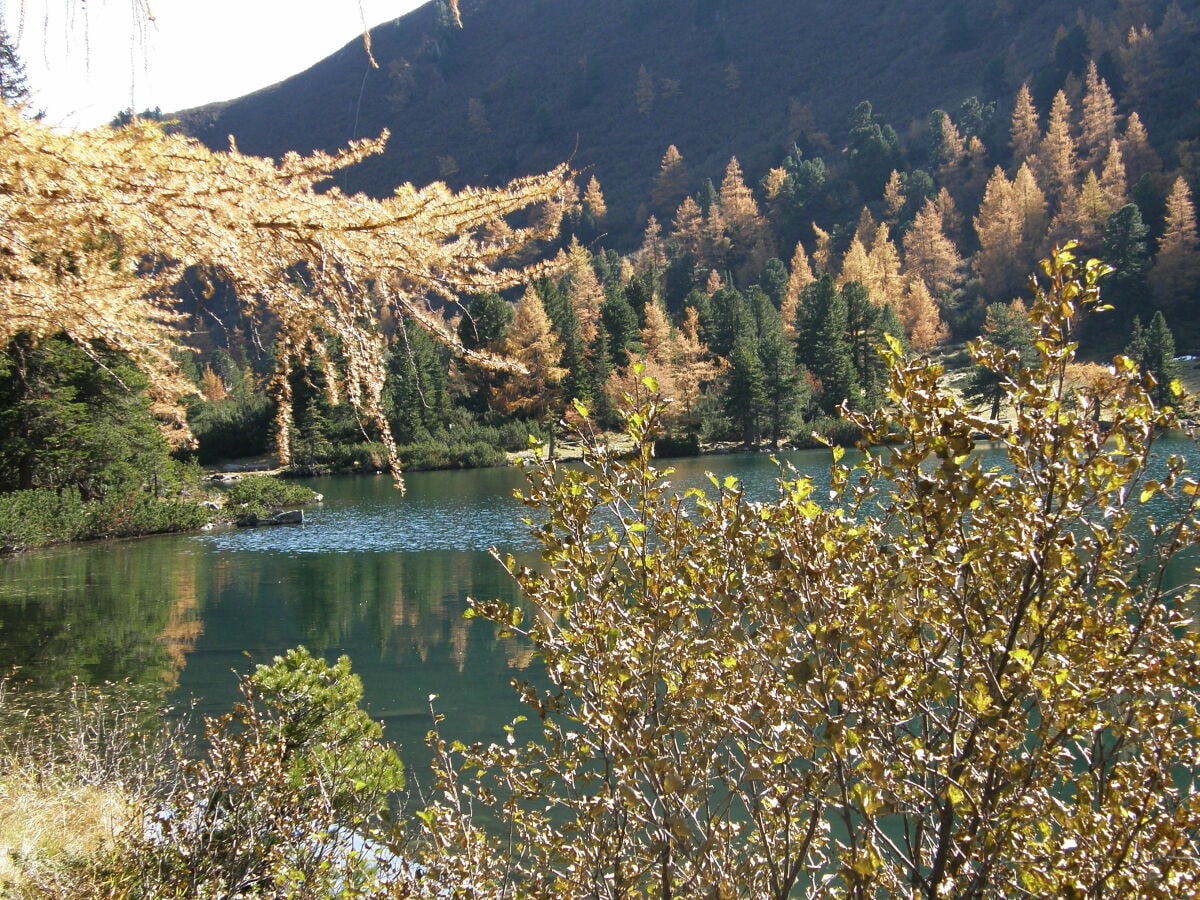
[0,27,30,106]
[1125,311,1179,406]
[796,275,859,414]
[757,317,804,449]
[600,288,642,368]
[634,65,655,115]
[843,282,887,410]
[1101,203,1152,319]
[1010,82,1040,168]
[757,258,790,309]
[725,334,766,447]
[966,299,1034,419]
[1150,176,1200,309]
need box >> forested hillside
[176,0,1200,249]
[164,0,1200,467]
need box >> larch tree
[650,145,689,216]
[1034,90,1079,204]
[899,277,949,351]
[973,167,1025,298]
[562,239,606,345]
[0,105,573,487]
[867,224,905,310]
[671,195,706,262]
[1009,82,1040,168]
[811,223,834,274]
[1150,176,1200,308]
[781,240,815,339]
[1120,111,1161,186]
[883,169,907,223]
[1079,60,1119,168]
[837,236,874,292]
[902,198,963,298]
[718,156,774,281]
[489,287,567,427]
[1099,138,1128,210]
[581,176,607,223]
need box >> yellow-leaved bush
[411,249,1200,897]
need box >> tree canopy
[0,104,573,485]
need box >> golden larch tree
[671,196,706,262]
[973,167,1025,297]
[581,176,607,222]
[1099,139,1128,210]
[718,156,774,280]
[1010,82,1041,167]
[1079,61,1118,168]
[0,106,573,484]
[1120,111,1161,186]
[489,287,566,423]
[563,238,605,344]
[782,241,816,338]
[902,198,964,298]
[899,277,950,351]
[651,145,689,215]
[1034,90,1079,203]
[1150,176,1200,308]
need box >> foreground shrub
[415,250,1200,896]
[105,648,406,898]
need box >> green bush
[223,474,317,510]
[0,488,209,551]
[103,649,405,898]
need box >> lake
[1,438,1196,782]
[0,449,840,777]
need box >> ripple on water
[195,502,537,555]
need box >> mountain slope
[176,0,1198,247]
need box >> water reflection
[2,439,1196,775]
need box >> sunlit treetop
[0,104,574,486]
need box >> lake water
[0,449,841,776]
[1,439,1196,781]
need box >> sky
[0,1,427,129]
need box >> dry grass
[0,679,186,897]
[0,775,135,894]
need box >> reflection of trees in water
[0,539,204,695]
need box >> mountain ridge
[175,0,1148,247]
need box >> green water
[0,451,837,775]
[1,440,1196,778]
